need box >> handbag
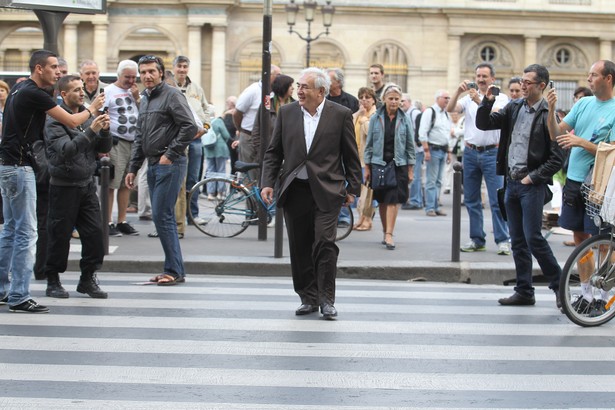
[371,161,396,190]
[202,127,218,149]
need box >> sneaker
[192,217,207,225]
[117,221,139,236]
[460,241,486,252]
[588,299,608,317]
[9,299,49,313]
[207,194,216,200]
[497,242,511,255]
[571,295,592,314]
[0,294,7,305]
[108,223,122,237]
[217,193,226,200]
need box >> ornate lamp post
[285,0,335,67]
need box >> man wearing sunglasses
[125,55,197,286]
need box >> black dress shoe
[498,292,535,306]
[295,304,319,315]
[320,303,338,320]
[46,282,69,298]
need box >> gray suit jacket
[261,100,362,212]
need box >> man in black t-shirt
[0,50,103,314]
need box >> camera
[102,106,109,114]
[549,81,554,89]
[99,88,105,94]
[467,82,478,90]
[491,87,500,96]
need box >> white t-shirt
[104,83,139,142]
[459,93,509,146]
[235,81,262,132]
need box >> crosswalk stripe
[1,272,611,408]
[0,336,612,361]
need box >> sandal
[156,274,178,286]
[149,274,166,283]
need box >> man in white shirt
[447,63,511,255]
[420,90,453,216]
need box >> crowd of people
[0,49,613,319]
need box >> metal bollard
[451,161,463,262]
[99,156,110,255]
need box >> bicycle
[559,184,615,327]
[187,161,353,241]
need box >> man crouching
[43,74,112,298]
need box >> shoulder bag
[371,161,396,190]
[202,127,218,149]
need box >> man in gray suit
[261,68,362,320]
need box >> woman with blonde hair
[352,87,377,231]
[364,83,415,249]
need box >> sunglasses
[138,55,160,65]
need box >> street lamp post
[286,0,335,68]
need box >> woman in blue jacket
[364,83,415,249]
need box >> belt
[465,142,498,152]
[239,128,252,136]
[428,143,448,152]
[509,169,529,181]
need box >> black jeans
[44,181,104,281]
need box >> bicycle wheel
[559,233,615,327]
[335,205,354,242]
[188,178,257,238]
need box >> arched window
[369,43,408,91]
[555,47,571,66]
[237,40,282,91]
[480,46,496,62]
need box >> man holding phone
[476,64,563,307]
[447,62,511,255]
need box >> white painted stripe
[0,363,607,392]
[28,282,560,302]
[0,398,535,410]
[1,336,612,361]
[26,297,560,316]
[0,314,608,336]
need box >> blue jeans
[424,149,446,213]
[148,158,187,277]
[409,150,424,207]
[505,179,561,296]
[186,139,203,219]
[205,157,228,195]
[462,146,509,246]
[0,165,37,305]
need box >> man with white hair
[79,60,107,106]
[261,68,362,320]
[103,59,141,237]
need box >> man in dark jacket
[125,55,197,286]
[43,74,112,299]
[476,64,563,308]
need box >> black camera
[467,82,478,90]
[549,81,554,89]
[491,87,500,96]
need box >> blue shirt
[564,96,615,182]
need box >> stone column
[63,23,78,73]
[448,34,461,93]
[211,24,227,108]
[524,36,538,67]
[188,24,203,85]
[600,39,612,61]
[93,23,108,71]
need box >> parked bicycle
[187,161,353,241]
[559,184,615,327]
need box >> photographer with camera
[475,64,563,307]
[447,62,511,255]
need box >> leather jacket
[476,97,563,185]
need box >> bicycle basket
[582,183,615,224]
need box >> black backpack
[413,106,435,146]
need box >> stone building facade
[0,0,611,110]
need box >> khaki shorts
[109,138,133,190]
